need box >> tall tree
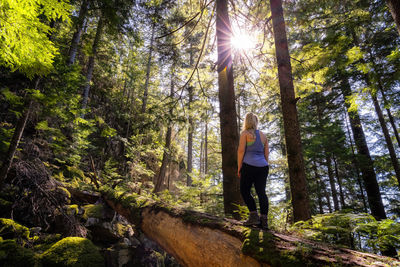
[68,0,90,65]
[82,14,105,111]
[386,0,400,35]
[269,0,311,221]
[141,22,155,114]
[216,0,242,218]
[340,77,387,220]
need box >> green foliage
[173,172,224,215]
[40,237,104,267]
[242,229,312,266]
[0,239,37,267]
[0,0,71,78]
[291,212,400,256]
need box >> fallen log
[100,186,400,267]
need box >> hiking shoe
[260,214,268,229]
[243,211,260,226]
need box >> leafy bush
[291,211,400,256]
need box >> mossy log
[100,187,400,267]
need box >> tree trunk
[200,129,204,175]
[216,0,242,218]
[333,155,346,209]
[386,0,400,35]
[68,0,89,65]
[370,92,400,187]
[141,22,155,114]
[204,120,208,174]
[102,188,400,267]
[340,79,387,220]
[377,84,400,148]
[313,164,324,214]
[0,79,39,186]
[154,71,175,193]
[326,156,340,211]
[269,0,311,222]
[344,109,368,213]
[187,86,193,186]
[82,15,104,111]
[154,127,172,193]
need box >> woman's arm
[237,132,247,177]
[260,131,269,163]
[264,135,269,163]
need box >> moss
[241,229,314,267]
[40,237,104,267]
[0,239,37,267]
[0,218,30,240]
[114,223,126,237]
[58,187,71,199]
[66,205,79,216]
[82,204,104,220]
[34,234,63,253]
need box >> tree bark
[386,0,400,35]
[312,164,324,214]
[154,127,172,193]
[68,0,89,65]
[82,15,104,111]
[326,156,340,211]
[187,85,193,186]
[154,73,175,193]
[340,79,387,220]
[333,155,346,209]
[269,0,311,221]
[0,79,39,186]
[204,120,208,174]
[216,0,242,218]
[344,109,368,213]
[141,22,155,114]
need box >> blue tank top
[243,130,268,167]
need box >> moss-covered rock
[0,239,37,267]
[41,237,104,267]
[82,204,104,220]
[0,218,30,240]
[34,234,63,253]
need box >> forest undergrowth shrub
[160,173,224,216]
[291,211,400,255]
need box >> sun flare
[231,31,256,51]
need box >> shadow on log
[100,186,399,267]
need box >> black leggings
[240,163,269,215]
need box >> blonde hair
[242,112,258,132]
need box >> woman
[237,112,269,229]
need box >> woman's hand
[237,168,241,178]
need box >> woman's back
[243,130,268,167]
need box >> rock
[118,248,131,266]
[0,218,30,240]
[129,237,141,248]
[40,237,104,267]
[85,217,100,227]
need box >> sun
[231,31,256,52]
